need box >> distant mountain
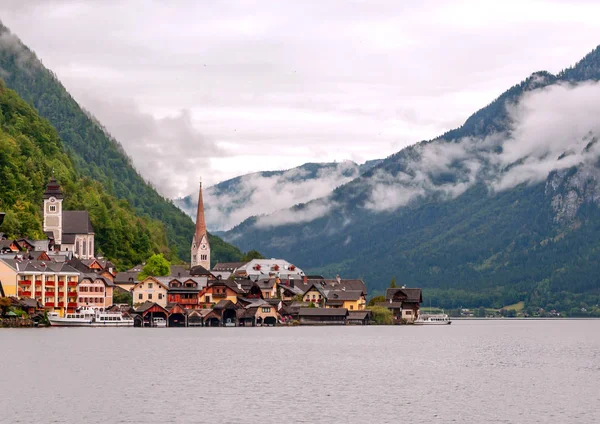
[222,46,600,314]
[175,159,383,231]
[0,23,244,266]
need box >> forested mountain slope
[224,46,600,314]
[0,23,244,265]
[0,80,171,269]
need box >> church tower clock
[191,180,211,270]
[43,177,64,245]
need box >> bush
[368,306,394,325]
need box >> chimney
[335,274,341,284]
[290,279,295,288]
[303,275,307,283]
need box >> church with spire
[190,181,211,270]
[43,177,95,259]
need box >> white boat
[153,317,167,328]
[48,307,134,327]
[414,313,452,325]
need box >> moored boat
[48,306,134,327]
[414,313,452,325]
[152,317,167,328]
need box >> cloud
[78,95,228,197]
[364,80,600,211]
[491,81,600,190]
[3,1,600,204]
[254,198,336,228]
[0,29,40,75]
[182,161,362,230]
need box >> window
[262,307,270,313]
[405,310,412,315]
[158,293,163,300]
[192,254,197,262]
[148,283,153,289]
[82,240,86,256]
[205,296,210,303]
[49,205,56,212]
[350,305,354,310]
[265,293,270,299]
[138,293,142,300]
[148,293,153,300]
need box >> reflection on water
[1,320,599,423]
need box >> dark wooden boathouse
[298,308,348,325]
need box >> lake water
[1,320,599,423]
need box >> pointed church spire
[195,180,207,243]
[191,179,210,269]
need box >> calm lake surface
[1,320,599,423]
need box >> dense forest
[0,23,246,267]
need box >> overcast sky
[1,0,599,198]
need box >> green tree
[138,254,170,280]
[368,295,386,307]
[0,297,11,316]
[113,290,133,306]
[368,306,393,325]
[477,306,487,318]
[390,277,397,288]
[241,250,265,262]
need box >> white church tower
[43,177,64,245]
[191,181,211,270]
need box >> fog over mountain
[220,46,600,311]
[176,159,382,230]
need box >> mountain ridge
[222,45,600,314]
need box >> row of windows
[138,293,163,300]
[79,298,103,303]
[79,286,104,292]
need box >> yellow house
[131,277,168,307]
[198,280,240,307]
[325,290,366,311]
[302,284,326,306]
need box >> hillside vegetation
[0,23,245,267]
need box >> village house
[234,258,305,280]
[379,287,423,323]
[299,277,367,310]
[166,277,207,309]
[131,277,169,307]
[197,279,242,308]
[0,259,81,316]
[78,274,114,310]
[114,270,139,291]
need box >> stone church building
[43,177,95,259]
